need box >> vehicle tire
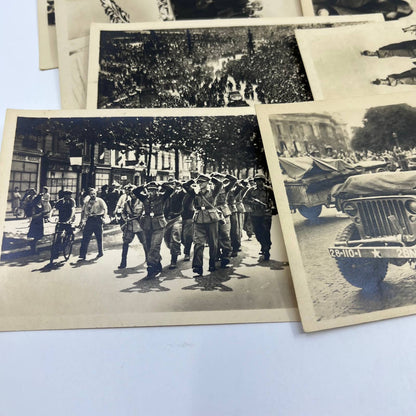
[335,223,388,290]
[62,233,74,260]
[298,205,322,220]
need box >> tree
[351,104,416,152]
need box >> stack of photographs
[5,1,416,333]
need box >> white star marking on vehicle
[372,248,381,258]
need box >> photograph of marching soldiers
[0,110,296,330]
[88,17,379,111]
[257,94,416,330]
[295,20,416,102]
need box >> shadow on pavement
[32,260,67,273]
[182,274,233,292]
[121,275,171,293]
[1,249,52,268]
[69,257,104,269]
[113,262,147,278]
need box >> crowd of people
[48,172,277,279]
[97,26,312,109]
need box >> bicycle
[50,221,75,263]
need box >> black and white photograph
[301,0,416,21]
[256,92,416,332]
[56,1,302,110]
[86,16,382,110]
[0,108,297,332]
[168,0,301,19]
[38,0,58,70]
[296,19,416,101]
[55,0,175,109]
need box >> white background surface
[1,2,416,415]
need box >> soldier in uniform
[228,179,246,257]
[183,174,223,275]
[133,181,174,279]
[118,184,146,269]
[213,173,237,267]
[181,191,195,262]
[362,40,416,58]
[78,187,108,261]
[243,173,276,261]
[242,178,254,240]
[163,180,187,269]
[372,67,416,86]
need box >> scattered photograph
[55,0,174,109]
[168,0,302,19]
[301,0,416,21]
[38,0,58,70]
[56,1,302,109]
[296,20,416,101]
[86,16,382,110]
[0,108,298,332]
[256,92,416,332]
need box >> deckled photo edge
[0,107,298,332]
[256,93,416,331]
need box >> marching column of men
[74,173,276,279]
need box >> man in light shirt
[78,187,108,261]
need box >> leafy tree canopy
[351,104,416,152]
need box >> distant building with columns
[268,113,351,157]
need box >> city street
[0,216,296,330]
[294,207,416,321]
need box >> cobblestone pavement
[293,207,416,322]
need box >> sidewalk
[1,212,121,260]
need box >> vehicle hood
[333,171,416,198]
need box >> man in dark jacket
[133,181,174,279]
[243,173,276,261]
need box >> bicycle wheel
[62,233,74,260]
[50,232,60,263]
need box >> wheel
[335,223,388,290]
[298,205,322,220]
[62,233,74,260]
[50,232,60,263]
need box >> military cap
[62,189,73,195]
[145,181,159,190]
[254,173,266,181]
[196,174,210,183]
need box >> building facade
[269,113,351,157]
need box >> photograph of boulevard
[257,95,416,331]
[88,18,380,110]
[0,110,297,331]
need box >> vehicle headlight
[343,202,357,217]
[406,200,416,214]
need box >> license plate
[329,246,416,259]
[329,248,362,258]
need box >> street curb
[1,226,121,260]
